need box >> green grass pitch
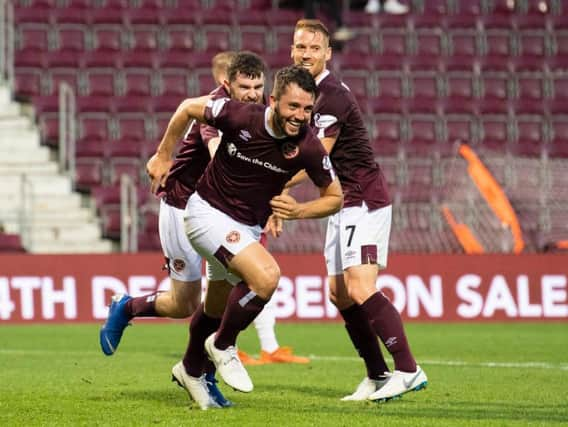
[1,322,567,426]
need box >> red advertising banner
[0,253,566,323]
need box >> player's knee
[346,286,370,306]
[251,263,280,300]
[264,263,281,291]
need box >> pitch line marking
[0,349,566,370]
[307,355,568,371]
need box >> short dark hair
[272,65,317,100]
[227,51,266,83]
[294,19,330,43]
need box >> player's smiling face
[270,82,314,137]
[291,29,331,79]
[226,72,265,104]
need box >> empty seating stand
[10,0,567,252]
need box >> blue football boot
[205,372,234,407]
[99,294,132,356]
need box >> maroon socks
[124,293,159,318]
[183,303,221,377]
[340,304,390,380]
[361,291,417,373]
[214,282,268,350]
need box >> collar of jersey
[264,107,287,139]
[315,69,330,86]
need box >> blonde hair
[294,19,330,44]
[211,51,237,86]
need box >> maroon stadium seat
[163,25,196,51]
[109,157,143,185]
[406,114,441,156]
[115,113,151,141]
[17,23,50,52]
[100,204,121,239]
[92,24,124,51]
[478,114,512,153]
[55,24,88,53]
[38,112,60,146]
[514,114,547,157]
[75,157,106,190]
[78,112,112,142]
[370,114,404,156]
[443,114,476,145]
[14,67,43,99]
[237,26,270,53]
[0,233,25,252]
[121,67,154,97]
[85,68,118,96]
[128,24,160,51]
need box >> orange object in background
[442,205,485,254]
[458,144,525,254]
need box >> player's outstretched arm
[270,178,343,220]
[146,95,211,193]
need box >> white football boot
[368,365,428,402]
[341,376,389,401]
[383,0,409,14]
[204,334,253,393]
[171,361,221,410]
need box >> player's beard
[273,104,303,137]
[230,87,259,104]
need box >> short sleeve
[303,135,336,188]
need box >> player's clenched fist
[146,152,173,194]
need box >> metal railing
[18,173,33,249]
[58,81,77,186]
[120,174,139,252]
[0,0,14,90]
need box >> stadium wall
[0,254,566,323]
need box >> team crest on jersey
[226,231,240,244]
[281,142,299,159]
[172,258,186,272]
[227,142,237,156]
[239,129,251,141]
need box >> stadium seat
[121,67,154,96]
[406,114,442,156]
[92,24,124,51]
[0,233,26,252]
[16,23,50,52]
[446,27,480,57]
[115,113,152,141]
[370,114,404,156]
[78,112,112,142]
[478,114,512,153]
[443,114,476,145]
[514,114,547,157]
[377,27,408,57]
[75,157,106,191]
[128,24,160,51]
[237,26,270,53]
[109,157,143,185]
[49,67,81,95]
[14,67,43,99]
[55,24,88,53]
[100,204,121,239]
[444,70,477,101]
[84,69,118,96]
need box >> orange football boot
[258,346,310,364]
[237,349,266,366]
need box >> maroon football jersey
[314,71,391,209]
[158,86,228,209]
[197,98,336,226]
